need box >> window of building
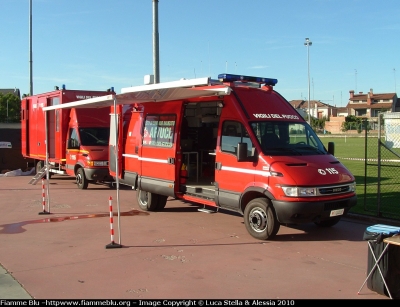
[355,109,367,116]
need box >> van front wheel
[76,168,89,189]
[244,198,280,240]
[136,188,159,211]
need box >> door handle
[168,157,175,164]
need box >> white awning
[43,77,230,111]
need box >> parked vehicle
[44,74,357,240]
[21,86,114,189]
[106,74,357,240]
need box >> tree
[311,116,326,132]
[0,93,20,123]
[341,115,363,132]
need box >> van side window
[67,128,80,149]
[142,114,176,148]
[221,121,255,156]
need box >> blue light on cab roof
[218,73,278,86]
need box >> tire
[314,217,341,227]
[157,195,168,210]
[76,168,89,189]
[244,198,280,240]
[136,188,159,211]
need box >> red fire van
[108,74,357,240]
[42,74,357,239]
[21,86,114,189]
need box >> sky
[1,0,400,107]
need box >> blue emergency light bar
[218,73,278,86]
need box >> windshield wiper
[264,147,302,155]
[295,145,326,154]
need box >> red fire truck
[21,86,114,189]
[46,74,357,240]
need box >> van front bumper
[84,168,113,181]
[272,195,357,224]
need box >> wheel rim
[248,208,268,233]
[139,190,148,206]
[76,172,83,186]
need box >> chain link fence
[362,113,400,220]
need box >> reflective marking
[221,165,271,177]
[122,154,272,173]
[139,157,168,163]
[122,154,167,164]
[123,154,139,159]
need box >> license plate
[330,208,344,217]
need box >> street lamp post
[304,38,312,126]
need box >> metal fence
[362,113,400,220]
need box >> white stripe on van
[221,166,271,177]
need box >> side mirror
[67,138,79,149]
[327,142,335,155]
[237,142,257,162]
[237,142,247,162]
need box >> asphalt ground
[0,175,396,300]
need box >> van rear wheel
[157,195,168,210]
[136,188,159,211]
[244,198,280,240]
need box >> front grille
[318,185,350,195]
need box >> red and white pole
[38,178,50,215]
[105,196,121,248]
[42,179,46,211]
[109,196,115,243]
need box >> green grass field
[319,135,400,219]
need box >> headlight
[281,182,356,197]
[93,161,108,166]
[87,161,108,166]
[281,186,317,197]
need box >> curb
[347,213,400,227]
[0,264,32,299]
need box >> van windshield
[79,128,110,146]
[250,121,327,156]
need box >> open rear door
[109,105,122,178]
[139,102,182,196]
[21,98,29,156]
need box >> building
[289,99,338,120]
[290,89,400,134]
[346,89,399,119]
[0,88,21,99]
